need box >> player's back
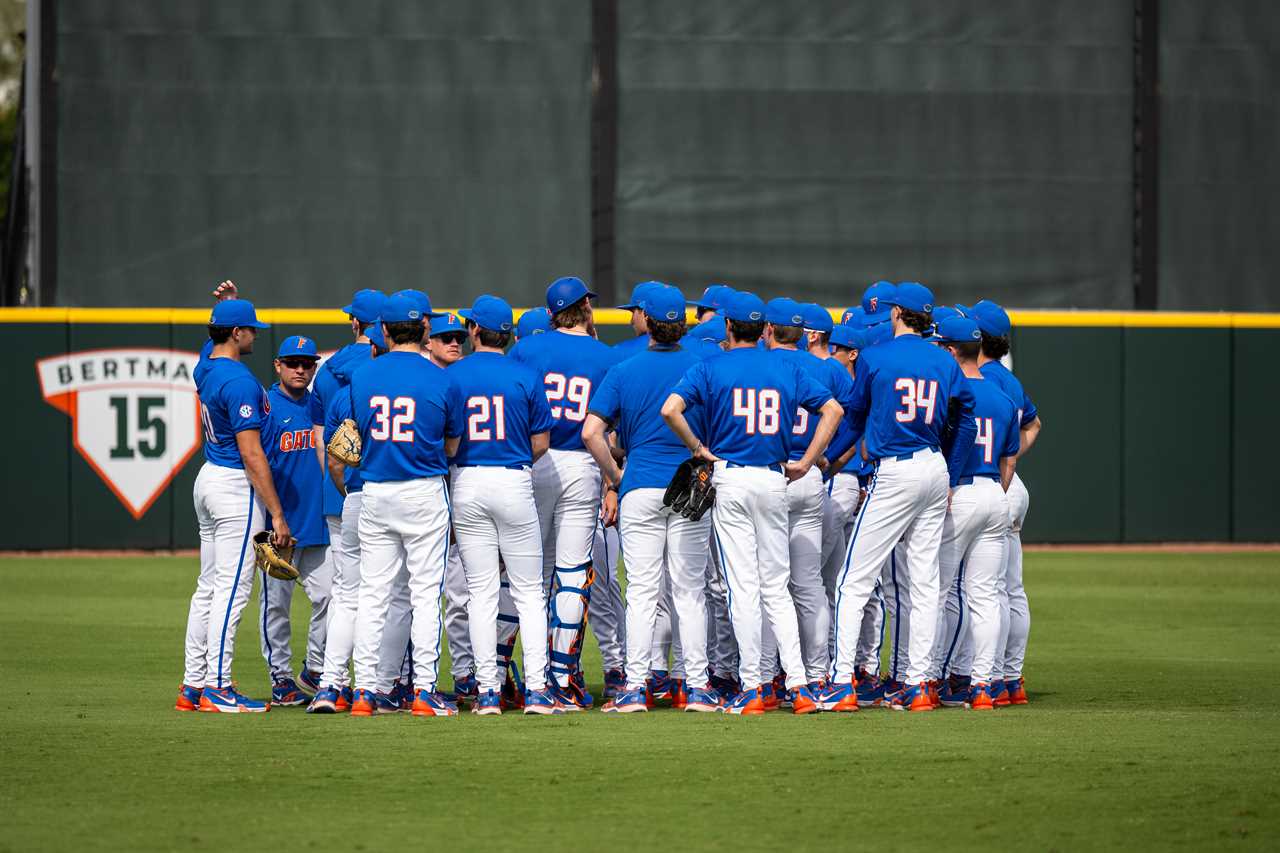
[612,334,650,360]
[194,356,268,469]
[771,348,854,461]
[961,377,1020,480]
[312,342,372,512]
[349,351,461,482]
[855,333,969,461]
[447,351,551,468]
[592,345,705,496]
[510,329,615,451]
[675,346,830,467]
[979,360,1037,426]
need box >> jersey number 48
[733,387,781,435]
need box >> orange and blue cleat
[411,690,460,717]
[816,681,859,713]
[1005,678,1028,705]
[966,682,996,711]
[887,682,933,712]
[789,684,819,715]
[670,678,689,710]
[307,686,342,714]
[472,689,502,716]
[522,687,562,716]
[721,686,767,716]
[349,689,377,717]
[550,680,593,712]
[601,687,648,714]
[199,685,269,713]
[175,684,202,712]
[683,686,722,713]
[271,678,310,707]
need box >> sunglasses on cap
[435,333,466,346]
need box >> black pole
[1133,0,1159,310]
[590,0,619,306]
[1,56,27,306]
[38,0,56,306]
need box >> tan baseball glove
[253,531,299,581]
[327,418,361,466]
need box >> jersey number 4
[974,416,994,463]
[733,387,781,435]
[894,378,939,424]
[545,373,590,422]
[369,395,415,443]
[467,395,507,441]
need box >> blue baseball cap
[725,291,766,323]
[429,312,465,338]
[618,281,662,311]
[931,306,962,326]
[886,282,935,314]
[969,300,1012,337]
[342,289,388,323]
[381,292,424,323]
[936,316,983,344]
[458,294,514,333]
[642,284,687,323]
[840,305,864,326]
[699,315,728,343]
[765,297,805,327]
[864,321,894,347]
[516,307,551,339]
[861,281,897,319]
[392,288,445,319]
[210,299,269,329]
[692,283,735,311]
[276,335,319,359]
[367,320,388,353]
[830,323,864,351]
[546,276,598,314]
[801,303,834,334]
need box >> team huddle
[176,274,1040,716]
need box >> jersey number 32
[369,395,415,442]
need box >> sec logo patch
[239,404,253,418]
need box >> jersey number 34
[893,379,938,424]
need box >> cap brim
[455,309,473,321]
[426,310,447,319]
[616,302,640,310]
[250,321,270,329]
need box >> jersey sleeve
[587,366,623,426]
[672,361,708,408]
[943,364,978,487]
[223,376,267,435]
[1020,390,1039,427]
[796,366,834,413]
[325,386,354,444]
[309,367,332,426]
[443,377,465,439]
[526,373,555,435]
[1001,404,1022,460]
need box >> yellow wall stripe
[2,306,1280,329]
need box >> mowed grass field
[1,552,1278,851]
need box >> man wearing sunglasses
[256,335,334,707]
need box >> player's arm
[1018,415,1042,458]
[326,453,348,497]
[531,431,550,463]
[581,414,622,488]
[661,393,718,464]
[943,370,978,488]
[236,430,291,546]
[785,398,843,481]
[999,455,1017,492]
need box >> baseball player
[662,290,843,715]
[613,281,661,359]
[423,310,478,702]
[583,284,722,713]
[336,292,464,717]
[307,288,386,711]
[515,307,552,339]
[509,276,617,709]
[590,517,627,698]
[821,283,977,713]
[177,297,288,713]
[924,315,1019,710]
[966,300,1040,706]
[448,295,561,715]
[755,298,852,697]
[257,335,333,706]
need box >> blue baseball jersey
[589,345,709,500]
[265,385,329,548]
[613,334,650,360]
[846,333,976,485]
[195,356,270,469]
[447,351,555,468]
[510,329,616,452]
[980,360,1038,428]
[312,342,373,512]
[672,347,832,467]
[339,352,464,482]
[961,376,1021,480]
[771,349,856,462]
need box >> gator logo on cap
[868,297,878,313]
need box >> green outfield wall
[4,309,1277,549]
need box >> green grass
[1,552,1279,851]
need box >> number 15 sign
[36,348,203,520]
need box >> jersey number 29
[369,396,415,443]
[545,373,590,422]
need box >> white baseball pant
[1000,473,1031,680]
[831,449,948,684]
[354,477,452,693]
[928,477,1008,683]
[533,449,602,688]
[704,551,738,680]
[258,544,333,681]
[443,542,473,682]
[822,473,884,677]
[784,466,830,681]
[619,489,711,690]
[882,542,912,682]
[184,463,266,689]
[590,517,626,673]
[709,463,807,691]
[452,466,549,693]
[650,572,682,677]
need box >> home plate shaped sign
[36,349,203,520]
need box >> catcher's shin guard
[546,563,594,688]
